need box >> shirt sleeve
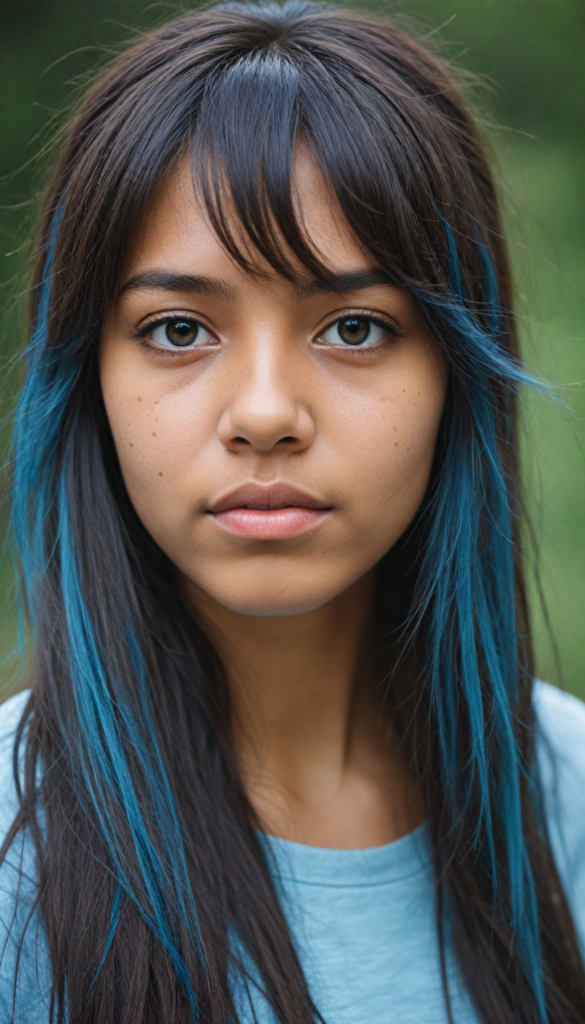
[534,680,585,948]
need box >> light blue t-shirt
[1,682,585,1023]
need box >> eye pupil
[338,317,370,345]
[166,319,199,346]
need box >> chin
[189,565,341,618]
[210,589,333,618]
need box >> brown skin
[100,152,448,849]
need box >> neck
[186,571,423,848]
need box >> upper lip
[207,482,331,513]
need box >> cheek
[104,393,168,498]
[333,366,446,543]
[99,357,212,526]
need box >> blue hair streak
[11,201,550,1022]
[11,207,205,1017]
[410,215,548,1021]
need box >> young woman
[0,2,584,1022]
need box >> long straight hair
[3,3,585,1022]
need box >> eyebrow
[118,268,392,302]
[294,270,393,298]
[118,272,239,303]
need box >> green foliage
[0,0,583,695]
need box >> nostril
[277,436,296,444]
[233,437,251,445]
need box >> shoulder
[0,692,51,1019]
[533,680,585,814]
[534,679,585,759]
[0,688,30,737]
[0,688,30,748]
[533,681,585,942]
[0,689,35,890]
[0,689,30,840]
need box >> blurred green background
[0,0,583,697]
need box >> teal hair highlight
[12,210,205,1016]
[412,216,547,1021]
[11,204,549,1021]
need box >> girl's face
[100,153,448,616]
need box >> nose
[217,342,315,454]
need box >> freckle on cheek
[152,432,156,437]
[159,472,163,476]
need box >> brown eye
[337,317,370,345]
[149,318,214,349]
[321,316,388,348]
[165,319,200,346]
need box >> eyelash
[132,309,406,357]
[132,312,216,359]
[317,310,405,354]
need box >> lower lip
[208,507,331,539]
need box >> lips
[207,482,332,539]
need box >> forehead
[125,148,371,286]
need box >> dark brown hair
[3,3,585,1023]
